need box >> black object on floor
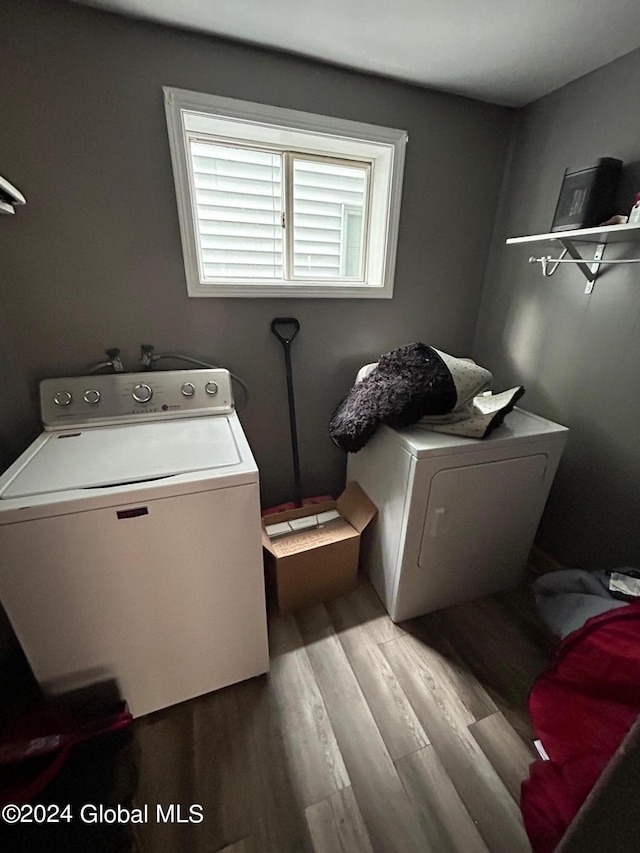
[0,726,137,853]
[0,684,137,853]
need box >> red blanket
[521,604,640,852]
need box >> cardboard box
[262,481,377,614]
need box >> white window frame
[339,203,366,278]
[163,87,407,299]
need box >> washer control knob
[181,382,196,398]
[83,389,101,405]
[132,383,153,403]
[54,390,72,407]
[205,381,219,396]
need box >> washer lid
[2,417,242,499]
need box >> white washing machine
[0,369,269,717]
[347,408,568,621]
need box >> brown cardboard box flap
[261,500,336,557]
[336,481,378,533]
[262,500,336,528]
[270,518,355,558]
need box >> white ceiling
[75,0,640,107]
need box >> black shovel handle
[271,317,302,506]
[270,317,300,345]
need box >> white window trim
[163,87,407,299]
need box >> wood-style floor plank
[382,634,531,853]
[296,604,432,853]
[130,579,551,853]
[133,699,199,853]
[268,612,350,805]
[349,579,407,644]
[209,678,312,853]
[305,786,374,853]
[468,712,536,803]
[326,593,429,761]
[494,585,558,658]
[396,745,491,853]
[400,611,498,723]
[134,677,312,853]
[190,684,256,852]
[415,596,551,743]
[217,840,254,853]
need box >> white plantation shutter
[187,139,369,282]
[292,159,368,279]
[189,140,283,279]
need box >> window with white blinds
[190,141,284,280]
[291,157,367,280]
[164,88,407,298]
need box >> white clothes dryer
[347,408,568,621]
[0,369,269,717]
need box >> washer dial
[205,381,218,396]
[181,382,196,397]
[54,391,72,407]
[83,389,101,405]
[132,383,153,403]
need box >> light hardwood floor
[132,578,556,853]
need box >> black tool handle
[271,318,302,507]
[270,317,300,345]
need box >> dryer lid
[1,417,242,498]
[384,408,568,458]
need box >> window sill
[187,281,394,299]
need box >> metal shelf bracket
[559,239,605,294]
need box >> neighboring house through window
[164,87,407,298]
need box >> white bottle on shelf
[629,194,640,223]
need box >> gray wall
[473,48,640,569]
[0,0,512,508]
[0,303,38,697]
[0,304,38,471]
